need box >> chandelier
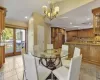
[42,1,59,20]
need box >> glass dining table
[32,49,68,70]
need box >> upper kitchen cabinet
[78,29,94,38]
[0,6,6,35]
[92,7,100,35]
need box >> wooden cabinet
[0,6,6,34]
[51,27,65,49]
[66,43,100,66]
[0,46,5,68]
[78,30,84,37]
[77,29,94,38]
[0,6,6,68]
[92,7,100,35]
[67,31,77,41]
[67,29,94,42]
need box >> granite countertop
[0,43,5,46]
[65,42,100,46]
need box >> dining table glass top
[32,49,68,59]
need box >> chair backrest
[61,45,68,56]
[73,47,80,57]
[47,44,53,50]
[67,55,82,80]
[23,54,38,80]
[62,45,68,51]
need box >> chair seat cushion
[62,60,71,68]
[53,66,69,80]
[38,66,51,80]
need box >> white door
[37,25,44,51]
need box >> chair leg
[51,72,54,80]
[23,70,28,80]
[23,74,24,80]
[23,70,24,80]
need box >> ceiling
[49,0,100,31]
[1,0,99,31]
[1,0,65,22]
[2,0,49,22]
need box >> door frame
[5,27,27,57]
[4,27,14,57]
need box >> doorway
[2,28,26,57]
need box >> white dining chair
[53,55,82,80]
[62,47,80,67]
[47,44,53,50]
[33,45,45,65]
[61,45,69,59]
[23,54,51,80]
[73,47,81,57]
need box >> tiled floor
[0,55,23,80]
[0,55,100,80]
[80,62,100,80]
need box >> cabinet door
[67,31,77,41]
[2,10,5,30]
[0,10,5,34]
[0,46,3,68]
[0,10,2,33]
[0,47,2,68]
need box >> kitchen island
[65,42,100,66]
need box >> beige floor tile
[0,76,4,80]
[9,63,19,70]
[4,70,17,79]
[17,62,23,68]
[16,67,24,74]
[17,72,23,80]
[4,75,18,80]
[0,72,4,80]
[80,73,96,80]
[1,65,10,73]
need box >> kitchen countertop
[0,43,5,46]
[65,42,100,46]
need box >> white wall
[49,27,51,43]
[28,18,34,53]
[6,19,27,28]
[33,13,51,50]
[28,13,51,52]
[0,0,4,6]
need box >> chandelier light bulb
[55,6,59,12]
[45,11,48,14]
[43,6,47,10]
[42,0,59,20]
[48,13,50,17]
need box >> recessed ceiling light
[61,17,68,18]
[25,16,28,19]
[78,28,81,29]
[73,26,79,27]
[87,18,90,20]
[70,22,72,25]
